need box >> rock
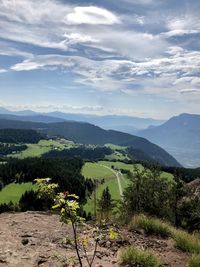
[0,257,7,263]
[38,256,48,265]
[21,234,32,238]
[105,241,111,248]
[21,238,29,245]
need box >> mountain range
[0,107,199,167]
[0,107,164,133]
[138,113,200,168]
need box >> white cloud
[0,41,33,58]
[174,77,200,86]
[63,33,99,45]
[163,15,200,37]
[1,0,200,116]
[179,88,200,94]
[0,0,168,58]
[0,0,71,24]
[10,46,200,100]
[66,6,120,25]
[0,69,7,73]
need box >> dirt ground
[0,212,189,267]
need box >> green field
[99,160,142,171]
[82,161,129,213]
[104,144,130,161]
[82,160,174,213]
[99,161,174,182]
[105,143,127,151]
[82,162,116,179]
[82,162,120,212]
[0,182,37,204]
[11,139,75,159]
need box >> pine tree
[98,187,113,221]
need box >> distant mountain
[138,113,200,168]
[0,107,164,134]
[0,107,37,116]
[46,112,164,133]
[0,107,12,114]
[13,110,38,116]
[0,114,65,123]
[0,118,181,167]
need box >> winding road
[100,164,124,200]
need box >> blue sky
[0,0,199,119]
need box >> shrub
[172,229,200,254]
[129,214,172,238]
[120,246,162,267]
[189,254,200,267]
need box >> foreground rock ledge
[0,212,188,267]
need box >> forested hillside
[0,129,44,143]
[0,157,92,201]
[0,118,181,167]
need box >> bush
[172,230,200,254]
[189,254,200,267]
[120,246,162,267]
[129,214,172,238]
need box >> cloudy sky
[0,0,200,119]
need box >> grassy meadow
[0,182,37,204]
[10,139,75,159]
[82,160,174,214]
[82,161,132,213]
[104,143,130,161]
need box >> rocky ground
[0,212,188,267]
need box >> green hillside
[0,118,181,167]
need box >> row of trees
[43,146,112,161]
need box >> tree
[123,165,173,220]
[98,187,113,221]
[172,173,186,226]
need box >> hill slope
[138,113,200,168]
[0,118,180,167]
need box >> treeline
[0,143,27,156]
[122,166,200,231]
[43,146,112,161]
[160,166,200,183]
[127,147,156,164]
[0,157,94,201]
[0,129,44,143]
[115,157,200,183]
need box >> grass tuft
[120,246,162,267]
[172,229,200,254]
[189,254,200,267]
[129,214,172,238]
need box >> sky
[0,0,200,119]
